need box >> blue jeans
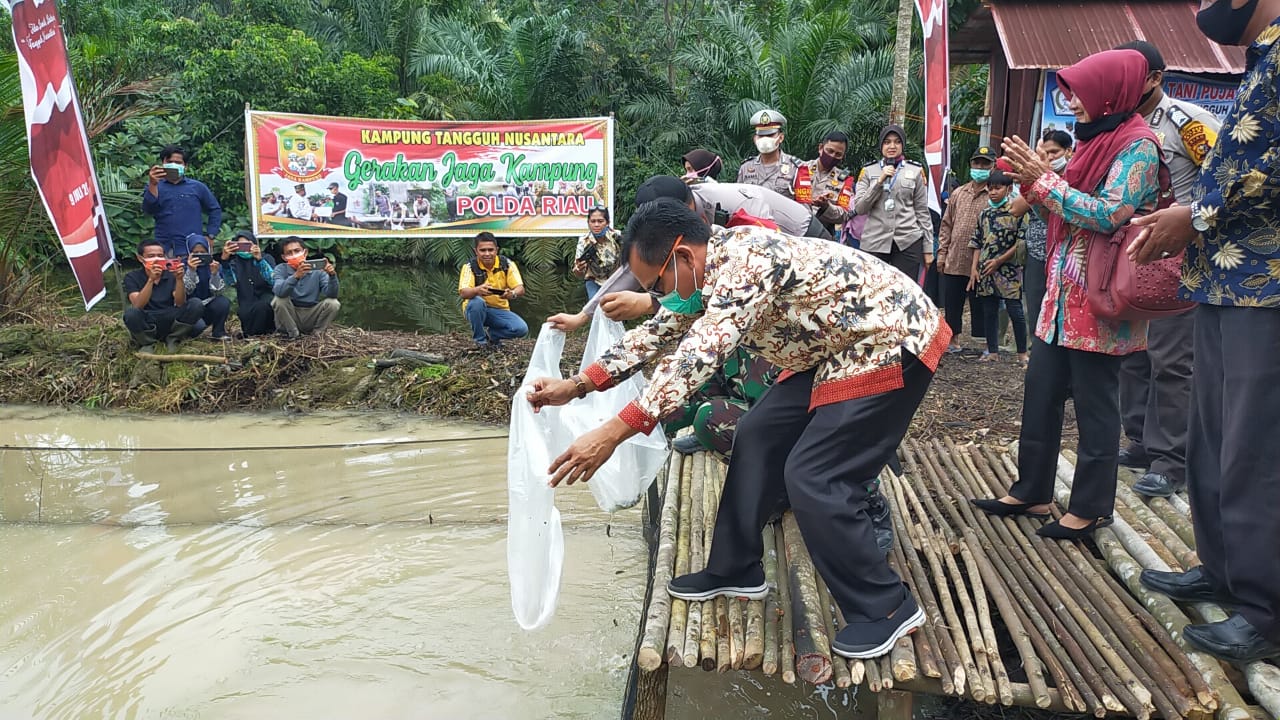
[465,297,529,345]
[585,279,601,300]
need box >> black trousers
[940,273,982,341]
[705,354,933,622]
[122,303,202,342]
[1118,310,1194,482]
[979,295,1027,354]
[238,296,276,337]
[1024,257,1047,340]
[198,295,231,337]
[1188,304,1280,643]
[870,237,924,284]
[1012,338,1122,519]
[923,262,942,307]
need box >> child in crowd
[968,170,1028,364]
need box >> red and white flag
[6,0,115,309]
[914,0,951,217]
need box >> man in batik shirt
[528,198,951,660]
[1129,0,1280,664]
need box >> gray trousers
[1118,310,1194,482]
[272,296,340,337]
[1188,304,1280,643]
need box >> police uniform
[853,158,932,278]
[1119,94,1223,495]
[793,159,854,228]
[736,109,801,199]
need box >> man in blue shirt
[1129,0,1280,664]
[141,145,222,258]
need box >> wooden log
[1114,482,1199,568]
[877,689,913,720]
[817,576,853,689]
[714,597,731,673]
[630,661,668,720]
[879,655,895,690]
[682,453,706,668]
[890,636,916,684]
[931,528,992,700]
[776,523,796,685]
[1146,496,1198,549]
[743,600,764,671]
[665,456,695,665]
[969,535,1052,708]
[780,512,832,684]
[865,651,883,692]
[762,524,779,676]
[832,602,866,686]
[936,442,1095,714]
[135,352,229,364]
[1114,501,1185,571]
[882,467,943,683]
[698,457,719,672]
[698,600,717,672]
[639,455,683,671]
[1246,663,1280,720]
[728,597,745,670]
[958,537,1015,706]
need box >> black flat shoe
[1035,516,1113,540]
[1140,566,1233,603]
[970,498,1051,518]
[1183,614,1280,664]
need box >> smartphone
[306,258,329,271]
[191,252,213,265]
[232,240,252,252]
[487,286,506,296]
[165,259,185,272]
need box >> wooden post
[630,665,668,720]
[877,689,914,720]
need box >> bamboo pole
[639,454,683,671]
[817,577,853,689]
[776,523,796,685]
[886,453,963,695]
[780,512,833,684]
[761,524,779,676]
[665,456,695,665]
[958,538,1014,706]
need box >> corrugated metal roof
[991,0,1247,74]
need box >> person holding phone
[458,232,528,350]
[142,144,222,258]
[271,236,340,338]
[573,208,621,300]
[221,230,276,337]
[181,233,231,340]
[122,239,204,353]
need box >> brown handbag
[1085,164,1196,321]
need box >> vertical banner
[5,0,115,309]
[246,111,613,238]
[914,0,950,216]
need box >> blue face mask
[971,168,991,183]
[657,255,705,315]
[988,194,1010,209]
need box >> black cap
[971,145,997,162]
[635,175,692,207]
[1115,40,1165,73]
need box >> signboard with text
[1040,71,1238,140]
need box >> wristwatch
[572,375,589,399]
[1190,202,1209,233]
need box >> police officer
[853,124,932,279]
[1114,41,1222,499]
[793,131,855,234]
[736,109,802,199]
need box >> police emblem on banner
[276,122,327,182]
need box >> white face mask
[1051,157,1068,173]
[755,136,780,154]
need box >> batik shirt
[574,228,622,282]
[1183,20,1280,308]
[582,227,951,433]
[1023,212,1048,263]
[969,205,1026,299]
[1024,138,1160,355]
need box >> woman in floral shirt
[975,49,1160,540]
[529,198,949,660]
[573,207,622,300]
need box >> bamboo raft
[634,440,1280,720]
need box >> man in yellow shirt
[458,232,529,349]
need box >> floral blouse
[968,206,1025,299]
[574,228,622,282]
[1023,138,1160,355]
[583,227,951,433]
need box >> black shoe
[1035,515,1113,540]
[1118,445,1150,470]
[1183,614,1280,664]
[672,435,703,455]
[867,485,894,555]
[832,591,925,659]
[1133,472,1183,498]
[667,565,768,601]
[1140,566,1232,603]
[969,498,1051,518]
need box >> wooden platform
[635,439,1280,720]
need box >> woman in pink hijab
[972,49,1162,539]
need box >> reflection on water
[42,263,588,335]
[0,407,867,719]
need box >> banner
[914,0,950,216]
[246,111,614,238]
[1041,71,1238,140]
[6,0,115,310]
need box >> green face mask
[971,168,991,183]
[657,256,705,315]
[235,251,253,259]
[988,195,1010,209]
